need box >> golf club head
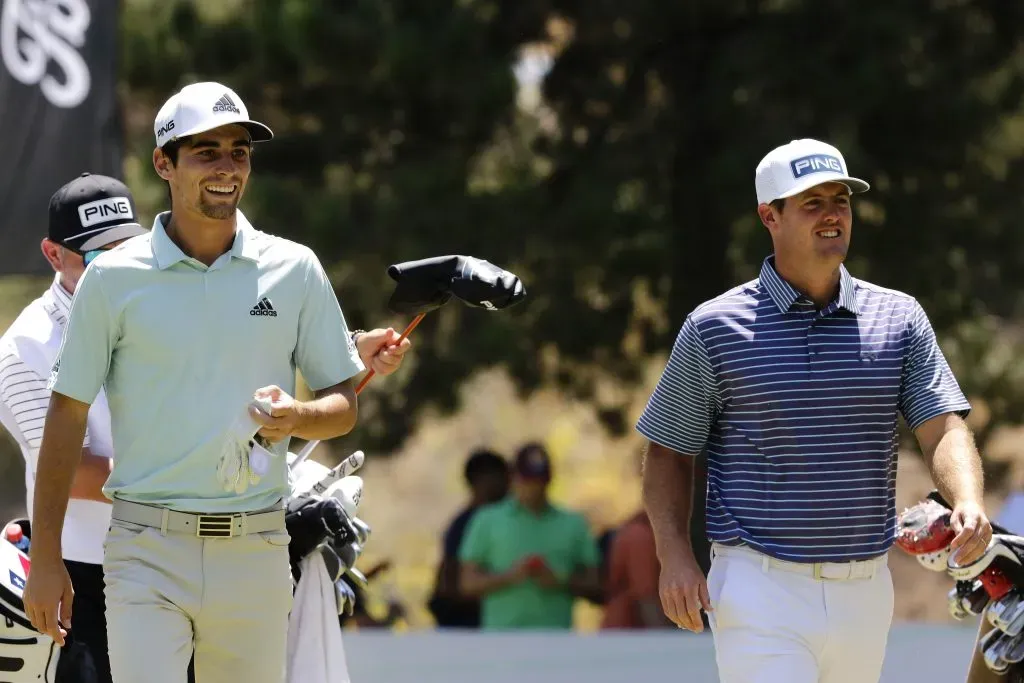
[1006,631,1024,665]
[385,255,526,315]
[982,627,1013,673]
[335,578,356,616]
[963,580,993,616]
[991,592,1024,631]
[351,518,371,545]
[948,585,972,621]
[1007,604,1024,640]
[335,540,361,570]
[319,544,344,583]
[999,593,1024,638]
[347,566,369,589]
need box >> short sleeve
[575,516,600,569]
[898,299,971,430]
[458,509,491,567]
[635,315,718,455]
[48,266,117,405]
[294,251,364,391]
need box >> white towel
[287,551,352,683]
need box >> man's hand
[658,551,712,633]
[528,557,562,589]
[22,556,74,645]
[249,386,303,443]
[356,328,411,377]
[948,500,993,567]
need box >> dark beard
[198,196,238,220]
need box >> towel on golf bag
[287,550,351,683]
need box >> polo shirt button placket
[807,315,820,372]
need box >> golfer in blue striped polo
[638,138,993,683]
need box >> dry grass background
[0,275,1017,631]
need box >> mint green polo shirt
[458,498,600,629]
[48,211,364,513]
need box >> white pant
[708,543,894,683]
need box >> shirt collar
[758,255,860,315]
[152,210,261,270]
[510,496,553,517]
[47,273,74,318]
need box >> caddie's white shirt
[49,211,364,514]
[0,275,113,565]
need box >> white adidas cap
[755,138,869,206]
[153,81,273,149]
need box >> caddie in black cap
[48,172,148,266]
[0,171,149,683]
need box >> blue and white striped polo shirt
[636,256,971,563]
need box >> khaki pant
[102,518,293,683]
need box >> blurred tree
[116,0,1024,456]
[533,0,1024,442]
[118,0,551,451]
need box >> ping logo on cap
[157,120,175,137]
[790,154,844,179]
[77,197,133,228]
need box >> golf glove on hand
[218,398,272,494]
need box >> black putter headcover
[386,255,526,315]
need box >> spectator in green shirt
[458,442,603,629]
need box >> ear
[757,203,780,234]
[153,147,173,181]
[39,239,63,273]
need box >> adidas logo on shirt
[250,297,277,317]
[213,94,241,114]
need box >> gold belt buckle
[196,514,234,538]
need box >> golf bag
[895,491,1024,681]
[0,523,60,682]
[285,449,372,611]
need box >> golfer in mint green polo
[21,81,407,683]
[459,442,603,629]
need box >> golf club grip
[354,313,426,394]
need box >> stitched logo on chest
[250,297,278,317]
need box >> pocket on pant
[258,530,291,547]
[103,520,151,550]
[708,556,730,604]
[707,554,736,631]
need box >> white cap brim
[773,174,870,202]
[170,118,274,145]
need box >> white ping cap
[154,82,273,148]
[755,139,869,205]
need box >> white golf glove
[217,396,274,493]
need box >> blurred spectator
[427,448,510,628]
[600,509,672,629]
[459,442,602,629]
